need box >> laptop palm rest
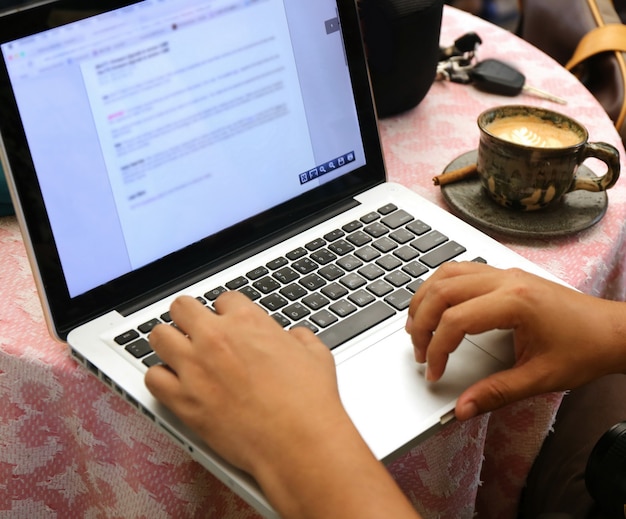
[336,326,515,462]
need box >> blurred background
[447,0,520,31]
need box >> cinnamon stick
[432,163,478,186]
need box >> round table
[1,6,625,519]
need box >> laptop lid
[0,0,385,341]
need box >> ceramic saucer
[440,150,608,239]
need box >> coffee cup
[476,105,620,211]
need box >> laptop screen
[0,0,384,338]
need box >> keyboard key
[292,258,318,274]
[114,330,139,345]
[407,278,425,293]
[385,270,412,287]
[310,309,338,328]
[346,230,371,247]
[126,338,153,359]
[420,241,466,268]
[260,293,289,311]
[384,288,413,310]
[363,222,389,238]
[317,301,396,349]
[348,289,375,307]
[367,279,394,297]
[280,283,307,301]
[328,239,355,256]
[329,299,357,318]
[138,318,160,334]
[253,276,281,294]
[411,230,448,252]
[273,267,300,284]
[323,229,345,241]
[381,209,414,229]
[360,211,380,223]
[310,248,337,265]
[372,237,397,253]
[358,263,384,280]
[226,276,248,290]
[394,245,419,262]
[321,282,349,300]
[389,228,415,244]
[342,220,362,232]
[302,293,330,310]
[142,353,162,367]
[239,286,261,301]
[340,273,367,290]
[406,220,431,236]
[266,257,288,270]
[354,245,380,262]
[318,264,344,281]
[299,273,326,291]
[377,203,397,215]
[286,247,307,261]
[282,302,311,321]
[205,286,226,301]
[336,254,363,271]
[246,266,268,280]
[376,255,402,271]
[403,261,429,278]
[305,238,326,251]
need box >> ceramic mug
[476,105,621,211]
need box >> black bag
[359,0,444,118]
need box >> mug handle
[570,141,621,192]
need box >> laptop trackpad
[336,327,514,460]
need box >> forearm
[252,415,421,519]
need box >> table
[1,6,625,519]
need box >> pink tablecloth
[2,6,625,519]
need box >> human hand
[144,291,346,476]
[406,262,626,420]
[145,292,420,519]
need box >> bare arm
[407,261,626,420]
[145,292,420,519]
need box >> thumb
[454,364,548,421]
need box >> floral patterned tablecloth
[2,6,625,519]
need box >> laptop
[0,0,561,516]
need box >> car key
[439,32,482,61]
[469,58,567,105]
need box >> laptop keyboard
[113,204,480,367]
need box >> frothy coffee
[486,116,582,148]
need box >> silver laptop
[0,0,559,516]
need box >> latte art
[486,116,582,148]
[498,126,559,148]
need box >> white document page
[81,0,314,268]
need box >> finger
[168,295,217,337]
[420,291,521,381]
[144,362,183,408]
[408,261,493,321]
[148,321,191,373]
[454,360,555,420]
[408,264,503,348]
[288,325,321,347]
[410,271,517,364]
[288,326,335,362]
[213,289,267,316]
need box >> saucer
[440,150,608,239]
